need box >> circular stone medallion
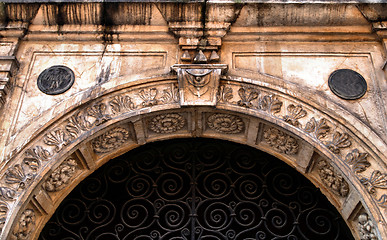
[37,65,75,95]
[328,69,367,100]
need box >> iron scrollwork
[40,139,353,240]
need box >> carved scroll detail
[263,127,299,155]
[316,159,349,197]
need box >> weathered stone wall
[0,1,386,239]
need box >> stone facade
[0,1,386,239]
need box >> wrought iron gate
[39,138,354,240]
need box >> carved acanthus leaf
[13,209,35,240]
[377,194,387,208]
[86,102,111,126]
[283,104,307,128]
[304,117,330,139]
[149,114,185,134]
[43,129,70,152]
[109,95,136,114]
[0,187,16,201]
[65,111,92,139]
[237,87,259,108]
[360,170,387,195]
[92,127,130,153]
[0,202,8,231]
[358,213,378,240]
[161,84,179,104]
[43,159,78,192]
[258,95,283,114]
[217,85,233,103]
[263,127,299,155]
[316,159,349,197]
[207,113,245,134]
[323,131,351,154]
[345,149,370,173]
[139,88,158,107]
[23,146,52,171]
[5,164,34,190]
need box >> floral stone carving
[207,113,245,134]
[139,88,158,107]
[345,149,370,173]
[358,213,378,240]
[43,129,69,152]
[5,165,34,191]
[12,209,35,240]
[237,87,259,108]
[43,158,78,192]
[149,113,185,134]
[360,170,387,195]
[283,104,307,128]
[263,127,299,155]
[0,202,7,231]
[316,159,349,197]
[91,127,130,153]
[324,131,351,154]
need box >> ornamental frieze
[0,76,385,239]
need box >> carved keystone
[172,64,227,106]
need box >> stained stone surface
[0,2,386,240]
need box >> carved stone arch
[0,74,386,240]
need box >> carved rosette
[172,64,227,106]
[207,113,245,134]
[12,209,35,240]
[43,159,78,192]
[358,213,378,240]
[91,127,130,153]
[148,113,185,134]
[263,127,299,155]
[316,159,349,197]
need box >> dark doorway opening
[39,138,354,240]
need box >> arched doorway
[38,138,354,240]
